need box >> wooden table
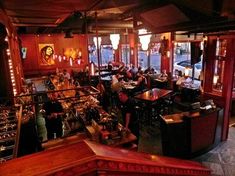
[134,88,172,102]
[134,88,172,124]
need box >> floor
[137,118,235,176]
[193,127,235,176]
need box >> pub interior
[1,0,235,175]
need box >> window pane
[150,43,161,73]
[88,44,97,64]
[173,42,191,76]
[173,42,203,80]
[101,45,114,65]
[121,44,130,66]
[89,44,114,66]
[138,49,148,70]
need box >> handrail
[0,140,211,176]
[13,105,22,158]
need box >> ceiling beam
[13,23,57,27]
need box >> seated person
[133,71,147,93]
[118,90,139,145]
[130,65,138,80]
[43,92,64,140]
[123,69,133,81]
[159,69,168,80]
[63,69,71,80]
[176,71,185,86]
[111,73,123,93]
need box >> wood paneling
[20,34,89,77]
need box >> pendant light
[138,29,151,50]
[110,34,120,50]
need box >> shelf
[0,145,14,151]
[0,105,21,161]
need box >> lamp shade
[138,29,151,50]
[213,75,219,84]
[185,67,190,77]
[110,34,120,50]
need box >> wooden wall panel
[20,34,89,77]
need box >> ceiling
[1,0,235,35]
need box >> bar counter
[160,108,224,158]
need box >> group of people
[110,66,148,95]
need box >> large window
[138,43,161,73]
[138,46,148,70]
[150,43,161,73]
[121,44,130,66]
[100,45,114,65]
[88,44,114,66]
[173,42,203,80]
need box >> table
[180,83,200,102]
[134,88,172,102]
[134,88,172,124]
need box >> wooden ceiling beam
[13,23,57,27]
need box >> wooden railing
[0,140,211,176]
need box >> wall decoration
[39,44,55,65]
[64,48,80,60]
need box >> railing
[0,140,211,176]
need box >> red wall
[20,34,89,77]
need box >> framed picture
[39,44,55,65]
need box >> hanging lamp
[110,34,120,50]
[138,29,151,50]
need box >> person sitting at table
[176,71,184,85]
[42,92,64,140]
[63,69,71,80]
[111,73,123,92]
[118,90,139,146]
[159,69,168,79]
[133,70,147,93]
[123,69,133,81]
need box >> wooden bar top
[162,108,219,124]
[134,88,172,102]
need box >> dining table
[134,88,172,124]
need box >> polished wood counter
[160,108,224,158]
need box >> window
[173,42,203,80]
[138,46,148,70]
[100,45,114,65]
[150,43,161,73]
[138,43,161,73]
[121,44,130,66]
[88,44,114,66]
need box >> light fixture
[69,57,73,66]
[110,34,120,50]
[138,29,151,50]
[185,67,190,77]
[93,37,102,49]
[213,75,219,85]
[90,62,95,76]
